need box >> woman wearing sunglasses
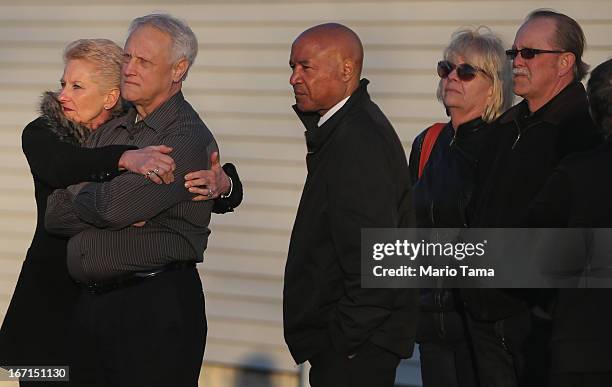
[408,27,513,387]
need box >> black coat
[0,93,243,366]
[464,82,603,321]
[529,137,612,373]
[470,82,602,228]
[0,95,132,366]
[409,118,492,314]
[410,118,492,229]
[283,79,418,364]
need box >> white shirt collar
[317,96,350,127]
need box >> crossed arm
[45,131,216,236]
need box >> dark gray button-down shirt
[45,91,217,283]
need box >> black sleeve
[212,162,243,214]
[326,127,407,355]
[22,118,136,189]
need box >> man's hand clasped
[184,152,230,201]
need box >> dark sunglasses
[505,47,566,60]
[437,60,487,82]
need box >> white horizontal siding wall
[0,1,611,382]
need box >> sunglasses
[437,60,487,82]
[505,47,567,60]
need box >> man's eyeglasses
[505,48,567,60]
[437,60,488,82]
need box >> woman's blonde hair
[436,26,514,122]
[63,39,123,94]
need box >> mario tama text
[374,264,493,278]
[372,239,494,279]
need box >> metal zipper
[435,291,446,337]
[430,202,435,226]
[511,119,539,150]
[511,132,521,149]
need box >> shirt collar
[293,79,370,154]
[123,91,185,132]
[499,82,588,126]
[318,96,350,127]
[452,116,487,141]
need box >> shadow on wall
[234,353,285,387]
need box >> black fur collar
[39,91,89,145]
[38,91,126,145]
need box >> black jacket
[410,118,491,228]
[283,79,418,364]
[0,94,133,366]
[470,82,602,227]
[529,137,612,373]
[464,82,603,321]
[409,118,492,313]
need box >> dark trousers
[69,267,206,387]
[418,310,479,387]
[466,309,551,387]
[308,342,400,387]
[551,373,612,387]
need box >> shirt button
[129,135,135,140]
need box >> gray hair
[128,13,198,80]
[526,9,589,81]
[437,26,514,122]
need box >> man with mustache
[283,23,418,387]
[465,10,602,387]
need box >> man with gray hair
[46,14,215,385]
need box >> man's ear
[342,59,355,82]
[172,58,190,82]
[104,87,120,110]
[559,52,576,78]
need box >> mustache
[512,68,530,77]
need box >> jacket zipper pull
[512,133,521,149]
[430,202,435,226]
[512,119,522,149]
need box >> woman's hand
[184,152,231,201]
[119,145,176,184]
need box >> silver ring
[208,189,214,197]
[154,168,160,174]
[145,170,153,178]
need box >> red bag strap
[418,122,445,178]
